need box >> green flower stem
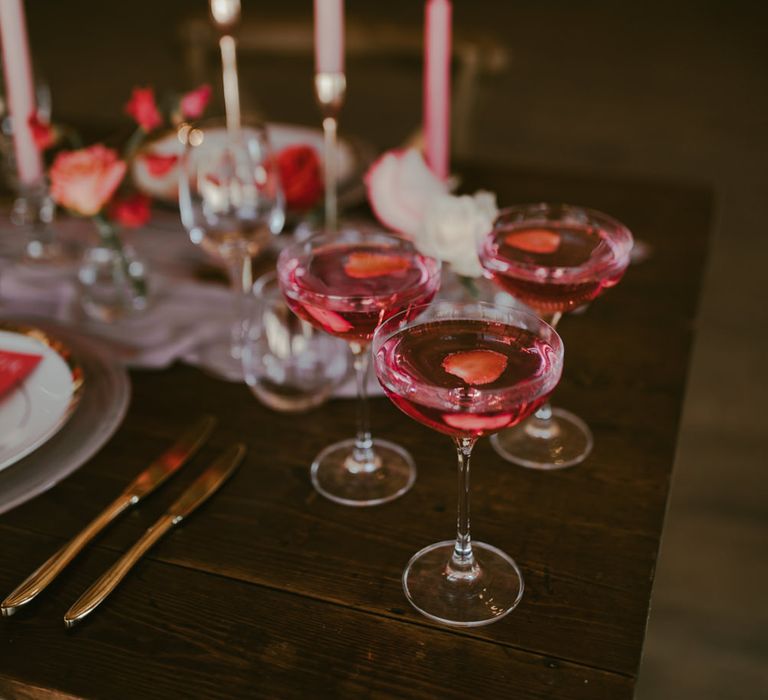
[459,275,480,299]
[93,213,147,299]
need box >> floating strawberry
[302,303,353,334]
[442,349,508,385]
[343,252,411,279]
[444,413,513,433]
[504,228,561,254]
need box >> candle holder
[314,71,346,234]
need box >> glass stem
[227,254,253,358]
[449,436,479,578]
[349,342,376,469]
[527,310,561,435]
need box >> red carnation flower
[180,84,212,120]
[109,193,151,228]
[28,113,56,150]
[125,87,162,132]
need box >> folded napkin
[0,214,379,397]
[0,348,42,398]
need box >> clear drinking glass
[242,271,351,412]
[373,301,563,626]
[178,118,285,380]
[277,226,441,506]
[479,203,633,469]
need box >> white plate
[0,327,83,471]
[132,122,368,206]
[0,320,130,514]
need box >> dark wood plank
[0,166,711,697]
[0,527,632,700]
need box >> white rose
[416,191,498,278]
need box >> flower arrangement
[364,148,498,279]
[30,84,212,304]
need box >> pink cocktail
[374,302,563,626]
[479,203,633,469]
[277,228,441,506]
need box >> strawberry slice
[302,303,353,334]
[444,413,513,433]
[442,350,507,385]
[504,228,561,254]
[343,252,411,279]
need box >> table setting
[0,0,711,698]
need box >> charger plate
[0,320,130,514]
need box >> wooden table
[0,164,710,699]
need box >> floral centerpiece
[31,84,212,319]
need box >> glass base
[403,541,524,627]
[490,407,593,470]
[197,339,245,382]
[311,438,416,507]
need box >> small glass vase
[77,237,150,323]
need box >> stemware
[178,117,285,381]
[373,301,563,625]
[241,271,351,413]
[277,226,441,506]
[479,203,633,469]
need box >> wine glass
[277,226,441,506]
[373,301,563,626]
[178,117,285,380]
[479,203,633,469]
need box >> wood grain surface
[0,164,711,699]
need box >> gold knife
[1,415,217,617]
[64,443,245,628]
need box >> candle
[423,0,451,181]
[0,0,43,186]
[314,0,344,75]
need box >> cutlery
[1,415,217,616]
[64,442,245,628]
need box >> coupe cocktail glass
[277,227,441,506]
[373,301,563,626]
[479,203,633,469]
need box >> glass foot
[311,438,416,507]
[490,407,593,469]
[197,339,245,382]
[403,541,524,627]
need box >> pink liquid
[279,243,439,343]
[376,319,559,438]
[480,223,630,314]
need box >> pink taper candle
[423,0,451,181]
[313,0,344,74]
[0,0,43,186]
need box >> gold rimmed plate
[0,323,85,472]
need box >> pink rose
[125,86,162,132]
[109,193,151,228]
[364,148,449,237]
[180,84,212,120]
[50,145,127,216]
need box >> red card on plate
[0,349,43,399]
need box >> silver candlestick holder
[314,72,346,234]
